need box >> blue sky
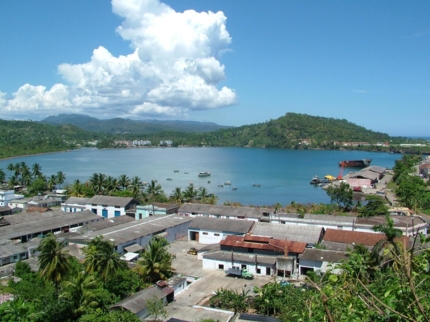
[0,1,429,137]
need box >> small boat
[184,172,189,174]
[310,175,321,185]
[232,187,237,190]
[173,170,179,172]
[217,184,224,187]
[252,183,261,187]
[224,181,231,185]
[198,171,211,177]
[166,178,172,181]
[207,180,211,184]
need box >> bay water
[0,148,401,207]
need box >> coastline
[0,149,73,162]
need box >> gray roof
[188,217,254,234]
[63,197,89,205]
[203,251,277,265]
[320,241,365,252]
[178,203,270,220]
[299,248,349,263]
[86,195,135,207]
[86,215,135,231]
[69,214,193,246]
[0,210,101,240]
[349,169,380,180]
[303,214,356,224]
[0,240,26,259]
[110,286,166,313]
[124,243,144,253]
[368,166,386,174]
[251,222,324,244]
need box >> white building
[0,190,15,207]
[298,248,348,275]
[188,217,254,244]
[61,197,89,213]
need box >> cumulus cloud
[0,0,236,120]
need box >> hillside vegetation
[0,120,104,159]
[41,113,231,134]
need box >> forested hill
[0,120,105,159]
[158,113,395,149]
[41,113,231,134]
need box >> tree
[358,195,389,217]
[88,173,105,195]
[128,176,143,198]
[28,178,47,195]
[183,185,197,202]
[47,174,57,191]
[117,174,130,191]
[133,237,174,283]
[37,233,72,290]
[83,236,126,283]
[169,187,183,203]
[56,171,66,188]
[0,168,5,183]
[31,163,42,178]
[145,180,164,201]
[145,296,167,322]
[326,182,353,211]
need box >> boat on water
[339,159,372,168]
[232,187,237,190]
[252,183,261,187]
[198,171,211,177]
[173,170,179,172]
[166,178,172,181]
[218,184,224,187]
[310,175,321,185]
[224,181,231,185]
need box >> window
[218,264,224,269]
[256,268,261,274]
[202,232,208,235]
[214,233,220,236]
[241,264,247,269]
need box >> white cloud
[0,0,236,120]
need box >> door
[102,209,108,218]
[114,210,120,217]
[195,232,199,242]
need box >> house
[188,217,255,244]
[61,197,89,213]
[178,203,269,222]
[202,234,306,277]
[85,195,138,218]
[9,195,58,210]
[298,248,349,275]
[0,190,15,207]
[110,285,173,319]
[132,203,180,220]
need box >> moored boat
[338,159,372,167]
[198,171,211,177]
[224,181,231,185]
[310,175,321,185]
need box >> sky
[0,0,429,137]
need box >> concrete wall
[202,257,274,276]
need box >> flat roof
[251,222,324,244]
[69,214,193,246]
[0,210,101,240]
[178,203,270,219]
[86,195,135,207]
[188,217,254,234]
[203,251,277,265]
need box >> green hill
[40,114,231,134]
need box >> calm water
[0,148,401,207]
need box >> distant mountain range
[40,114,232,134]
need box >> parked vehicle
[225,267,254,279]
[187,247,198,255]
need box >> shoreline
[0,149,73,162]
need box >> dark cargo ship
[338,159,372,167]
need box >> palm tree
[170,187,183,203]
[183,185,197,202]
[61,273,99,318]
[118,174,130,191]
[32,163,42,178]
[371,215,404,267]
[83,236,125,283]
[0,168,5,183]
[56,171,66,189]
[7,163,14,179]
[197,187,209,202]
[47,174,57,191]
[133,237,174,283]
[145,179,164,201]
[88,173,105,195]
[37,233,72,290]
[104,176,119,195]
[70,179,87,197]
[128,176,143,198]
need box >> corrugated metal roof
[323,228,386,246]
[0,240,26,259]
[188,217,254,234]
[69,214,193,246]
[110,286,166,313]
[303,214,356,224]
[86,195,135,207]
[178,203,270,219]
[63,197,89,205]
[0,210,101,240]
[251,222,323,244]
[124,243,144,253]
[299,248,348,263]
[87,216,135,231]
